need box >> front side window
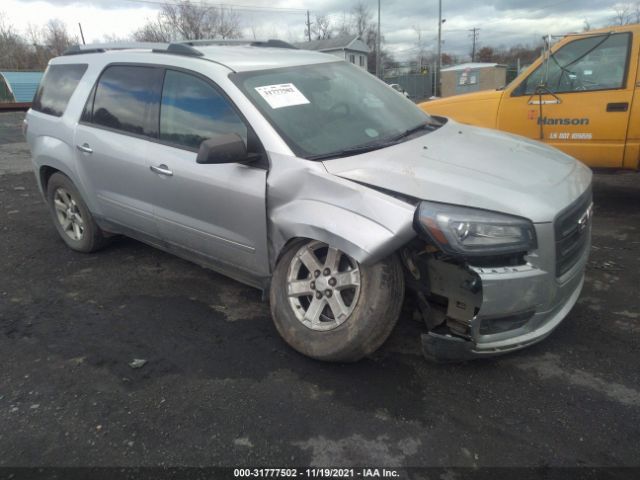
[231,62,431,159]
[515,33,630,96]
[90,65,163,137]
[349,54,356,64]
[160,70,247,150]
[32,64,88,117]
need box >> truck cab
[420,24,640,171]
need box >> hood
[322,120,592,223]
[419,90,504,129]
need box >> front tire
[270,240,404,362]
[46,173,107,253]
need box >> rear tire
[270,240,404,362]
[46,173,108,253]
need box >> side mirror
[196,133,248,164]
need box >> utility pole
[376,0,381,78]
[469,27,479,61]
[306,10,311,42]
[436,0,442,96]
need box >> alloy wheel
[286,241,361,331]
[53,187,84,241]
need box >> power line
[117,0,307,13]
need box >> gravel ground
[0,111,639,469]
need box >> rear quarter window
[32,64,88,117]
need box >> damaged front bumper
[413,221,590,362]
[422,270,584,362]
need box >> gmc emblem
[578,203,593,232]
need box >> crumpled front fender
[267,153,417,268]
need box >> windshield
[231,62,433,159]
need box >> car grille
[554,187,593,277]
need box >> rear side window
[90,65,163,138]
[159,69,247,150]
[32,64,87,117]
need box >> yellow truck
[420,24,640,170]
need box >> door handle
[76,143,93,154]
[607,102,629,112]
[150,164,173,176]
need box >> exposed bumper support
[421,273,585,362]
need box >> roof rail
[62,42,203,57]
[179,39,298,49]
[62,39,296,57]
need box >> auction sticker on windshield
[255,83,310,109]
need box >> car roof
[197,45,338,72]
[58,42,340,73]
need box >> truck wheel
[46,173,107,253]
[270,240,404,362]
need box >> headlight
[415,201,537,256]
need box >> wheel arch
[269,199,416,270]
[265,153,418,272]
[39,165,62,194]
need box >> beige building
[440,62,507,97]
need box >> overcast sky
[1,0,628,60]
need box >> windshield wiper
[307,140,397,160]
[308,121,437,161]
[386,121,435,143]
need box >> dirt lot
[0,111,639,469]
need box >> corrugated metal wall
[0,72,44,103]
[384,74,433,102]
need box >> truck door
[496,32,635,169]
[623,44,640,170]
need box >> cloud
[3,0,625,58]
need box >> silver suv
[25,40,593,362]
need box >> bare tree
[25,23,49,68]
[477,46,495,62]
[476,43,543,67]
[1,16,76,69]
[101,33,134,43]
[0,12,83,70]
[365,28,394,75]
[134,1,242,42]
[327,3,388,73]
[413,25,427,69]
[43,19,77,56]
[351,2,372,37]
[216,7,242,39]
[634,2,640,22]
[606,2,640,25]
[441,52,459,67]
[332,12,348,37]
[25,20,77,65]
[611,3,632,25]
[0,14,32,69]
[311,14,332,40]
[133,18,172,42]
